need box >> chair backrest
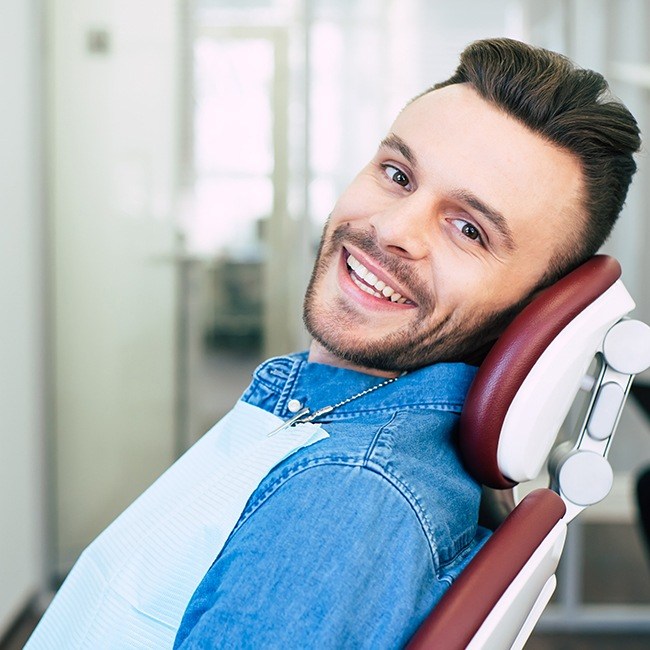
[408,489,566,649]
[459,255,630,488]
[408,255,650,649]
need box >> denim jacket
[175,352,489,649]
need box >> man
[174,38,640,648]
[28,38,639,650]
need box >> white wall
[0,0,46,634]
[47,0,181,571]
[525,0,650,352]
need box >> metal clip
[267,407,311,437]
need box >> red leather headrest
[459,255,622,488]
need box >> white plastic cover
[467,521,567,650]
[497,280,635,483]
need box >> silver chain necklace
[267,372,406,437]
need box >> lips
[343,248,416,306]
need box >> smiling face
[303,84,585,374]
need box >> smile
[345,253,414,305]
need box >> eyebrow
[379,132,516,251]
[379,133,418,169]
[450,189,516,251]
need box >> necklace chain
[267,372,406,436]
[267,372,406,437]
[303,373,405,422]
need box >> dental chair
[408,255,650,649]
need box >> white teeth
[346,253,410,304]
[350,272,381,298]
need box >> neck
[307,341,400,378]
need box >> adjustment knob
[587,382,625,441]
[558,451,613,506]
[603,319,650,375]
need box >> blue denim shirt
[175,352,489,649]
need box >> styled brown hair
[418,38,641,283]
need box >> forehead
[389,84,585,250]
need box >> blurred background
[2,0,650,647]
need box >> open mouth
[344,249,415,305]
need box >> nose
[368,193,432,260]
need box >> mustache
[326,223,433,309]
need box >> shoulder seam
[233,457,442,572]
[318,403,465,420]
[363,410,398,465]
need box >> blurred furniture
[203,259,264,351]
[636,465,650,566]
[631,383,650,565]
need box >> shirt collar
[255,351,478,418]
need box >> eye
[451,218,483,244]
[381,164,411,188]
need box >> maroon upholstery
[407,258,621,647]
[458,255,621,488]
[407,489,566,649]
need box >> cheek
[331,197,365,225]
[431,260,504,317]
[330,176,383,223]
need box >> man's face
[304,83,584,372]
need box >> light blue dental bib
[26,401,328,649]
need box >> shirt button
[287,399,303,413]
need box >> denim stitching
[248,374,282,394]
[363,411,398,465]
[247,358,469,415]
[438,543,479,582]
[249,357,294,394]
[363,457,478,576]
[274,357,303,416]
[360,412,441,555]
[316,403,465,421]
[360,407,474,573]
[234,457,443,572]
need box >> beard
[303,222,533,372]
